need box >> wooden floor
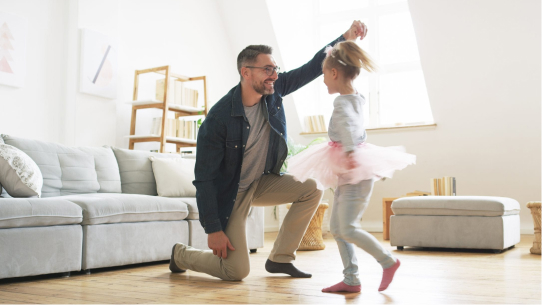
[0,232,540,304]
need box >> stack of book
[304,115,327,133]
[406,190,431,197]
[151,118,177,137]
[150,117,200,140]
[177,119,199,140]
[156,79,199,108]
[431,177,456,196]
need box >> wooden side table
[382,197,399,240]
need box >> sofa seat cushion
[0,198,82,229]
[176,197,198,220]
[391,196,520,217]
[61,193,189,225]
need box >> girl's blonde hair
[323,41,377,79]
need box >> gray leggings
[330,179,396,286]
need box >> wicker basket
[288,202,329,251]
[527,201,541,255]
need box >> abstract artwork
[0,12,27,88]
[79,28,118,99]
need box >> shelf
[128,99,205,115]
[126,134,197,145]
[129,65,207,152]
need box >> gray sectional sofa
[0,135,264,280]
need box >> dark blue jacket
[193,35,345,234]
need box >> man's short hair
[237,45,273,80]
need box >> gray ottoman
[390,196,520,252]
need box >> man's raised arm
[274,21,367,97]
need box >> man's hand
[208,231,235,259]
[343,20,368,41]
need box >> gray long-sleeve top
[327,93,367,152]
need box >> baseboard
[264,225,278,233]
[521,228,535,235]
[361,221,383,233]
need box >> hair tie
[324,45,347,66]
[324,46,333,57]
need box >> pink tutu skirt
[287,141,416,189]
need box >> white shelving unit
[128,65,207,153]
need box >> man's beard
[252,79,274,95]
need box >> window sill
[300,123,437,136]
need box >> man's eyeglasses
[245,66,281,76]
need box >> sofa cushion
[79,146,122,193]
[391,196,520,217]
[149,156,196,197]
[61,193,189,225]
[0,197,82,229]
[111,147,180,195]
[1,135,121,197]
[0,144,43,197]
[177,197,198,220]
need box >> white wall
[0,0,69,143]
[115,0,239,152]
[295,0,541,234]
[0,0,238,151]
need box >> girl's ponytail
[324,41,377,79]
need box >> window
[267,0,434,130]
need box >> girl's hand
[343,20,368,41]
[346,151,359,170]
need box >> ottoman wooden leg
[527,202,541,255]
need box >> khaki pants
[173,174,323,280]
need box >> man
[170,21,367,281]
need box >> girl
[287,41,416,293]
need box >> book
[430,176,457,196]
[444,176,451,196]
[440,177,445,196]
[156,79,174,102]
[310,116,317,132]
[174,81,200,107]
[304,117,312,132]
[176,118,201,140]
[318,115,327,132]
[431,178,438,196]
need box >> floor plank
[0,232,539,304]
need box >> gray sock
[265,259,312,278]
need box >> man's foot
[169,244,186,273]
[322,281,361,293]
[265,259,312,278]
[378,259,400,291]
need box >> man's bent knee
[223,265,250,281]
[304,179,323,200]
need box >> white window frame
[315,0,432,128]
